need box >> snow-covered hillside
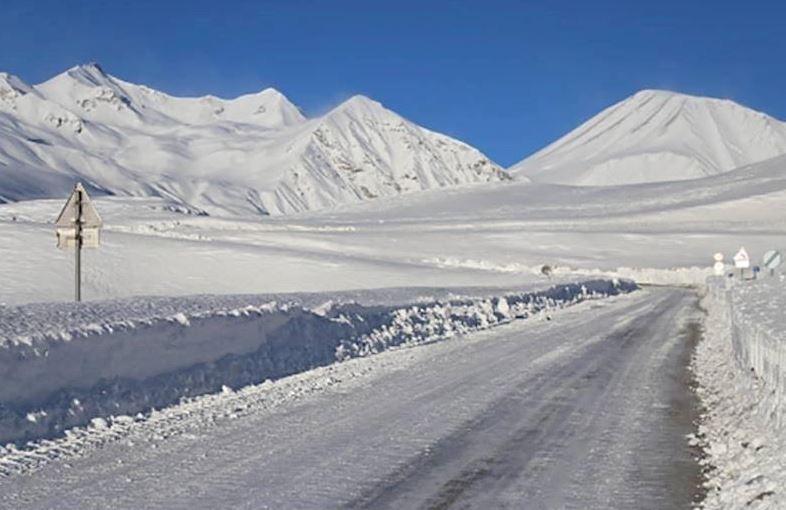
[0,64,506,215]
[511,89,786,186]
[6,153,786,305]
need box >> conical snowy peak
[35,63,139,123]
[333,94,383,112]
[249,92,507,214]
[37,62,124,97]
[62,63,114,87]
[512,90,786,186]
[318,95,400,128]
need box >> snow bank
[714,277,786,429]
[574,266,712,287]
[425,257,711,286]
[0,280,636,445]
[696,278,786,508]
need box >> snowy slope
[511,90,786,186]
[0,64,506,215]
[4,153,786,306]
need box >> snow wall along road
[708,278,786,430]
[0,280,636,445]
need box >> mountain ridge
[0,64,506,215]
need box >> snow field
[0,279,636,447]
[694,278,786,509]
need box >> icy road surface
[2,288,702,509]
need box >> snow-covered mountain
[511,89,786,186]
[0,64,506,215]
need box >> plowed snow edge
[0,280,636,449]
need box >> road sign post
[55,183,102,302]
[763,250,782,277]
[75,186,82,301]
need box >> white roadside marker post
[55,183,102,302]
[712,252,725,277]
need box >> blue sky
[1,0,783,166]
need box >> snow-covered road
[2,288,702,509]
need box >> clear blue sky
[1,0,783,166]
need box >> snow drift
[0,280,636,445]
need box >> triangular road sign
[733,247,750,269]
[55,183,103,301]
[55,183,102,229]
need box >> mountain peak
[632,88,679,97]
[338,94,383,110]
[64,62,113,86]
[257,87,286,98]
[626,88,682,102]
[512,90,786,186]
[0,66,506,215]
[77,62,106,74]
[227,87,284,101]
[220,87,305,126]
[0,72,32,95]
[36,62,119,93]
[324,95,389,121]
[626,89,749,110]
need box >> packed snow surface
[0,64,505,215]
[511,90,786,186]
[0,287,704,510]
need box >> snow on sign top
[55,183,102,250]
[55,183,102,229]
[733,247,751,269]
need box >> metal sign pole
[75,185,82,303]
[55,182,102,302]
